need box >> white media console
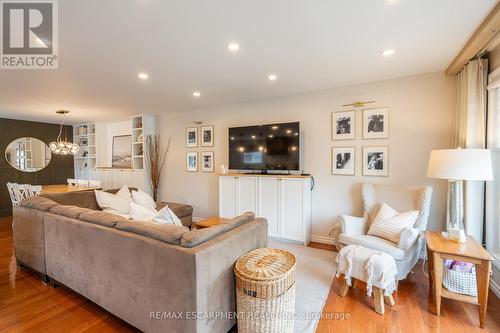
[218,174,312,245]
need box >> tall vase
[153,188,158,202]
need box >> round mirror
[5,137,52,172]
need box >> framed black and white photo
[201,125,214,147]
[185,127,198,148]
[79,138,88,146]
[201,151,214,172]
[186,151,198,172]
[363,146,388,176]
[332,147,355,175]
[332,110,355,140]
[112,135,132,168]
[363,107,389,139]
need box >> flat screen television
[229,122,300,171]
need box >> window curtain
[451,58,488,242]
[486,66,500,257]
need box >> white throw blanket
[336,245,398,296]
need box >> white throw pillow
[129,201,157,221]
[367,202,419,243]
[129,202,184,226]
[115,185,133,202]
[131,190,156,211]
[95,190,131,214]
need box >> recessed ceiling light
[269,134,274,138]
[251,135,256,139]
[286,129,292,134]
[381,49,395,57]
[193,91,201,97]
[138,72,149,80]
[268,74,278,81]
[227,43,240,52]
[271,125,279,130]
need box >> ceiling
[0,0,496,124]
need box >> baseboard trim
[310,235,336,245]
[491,276,500,299]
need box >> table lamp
[427,148,493,242]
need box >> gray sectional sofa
[12,190,268,333]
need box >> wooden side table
[193,217,230,229]
[425,231,492,328]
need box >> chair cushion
[79,210,129,228]
[20,196,59,211]
[338,234,406,260]
[367,202,419,243]
[49,205,90,219]
[116,220,189,245]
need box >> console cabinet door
[279,178,304,242]
[219,176,237,218]
[258,178,280,237]
[237,177,258,215]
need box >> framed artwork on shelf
[186,151,198,172]
[362,107,389,139]
[112,135,132,168]
[201,125,214,147]
[362,146,388,176]
[79,138,88,146]
[201,151,214,172]
[332,110,355,140]
[186,127,198,148]
[331,147,355,175]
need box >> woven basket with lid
[234,248,297,333]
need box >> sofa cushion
[42,191,100,210]
[180,212,256,248]
[226,212,255,228]
[157,202,193,218]
[49,205,90,220]
[181,224,232,248]
[95,190,131,215]
[20,196,59,211]
[338,234,405,260]
[116,220,189,245]
[132,190,157,211]
[79,210,129,228]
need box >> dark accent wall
[0,118,74,216]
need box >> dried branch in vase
[145,135,170,201]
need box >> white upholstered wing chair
[337,183,433,280]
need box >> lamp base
[441,229,467,243]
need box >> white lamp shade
[427,149,493,181]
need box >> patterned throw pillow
[367,202,419,243]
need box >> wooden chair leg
[373,287,385,315]
[351,279,358,289]
[339,279,350,297]
[384,293,395,306]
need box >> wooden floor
[1,216,499,332]
[314,243,500,333]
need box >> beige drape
[451,58,488,242]
[486,67,500,256]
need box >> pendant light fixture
[49,110,79,155]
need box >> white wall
[158,72,454,240]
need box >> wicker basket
[442,262,477,297]
[234,248,297,333]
